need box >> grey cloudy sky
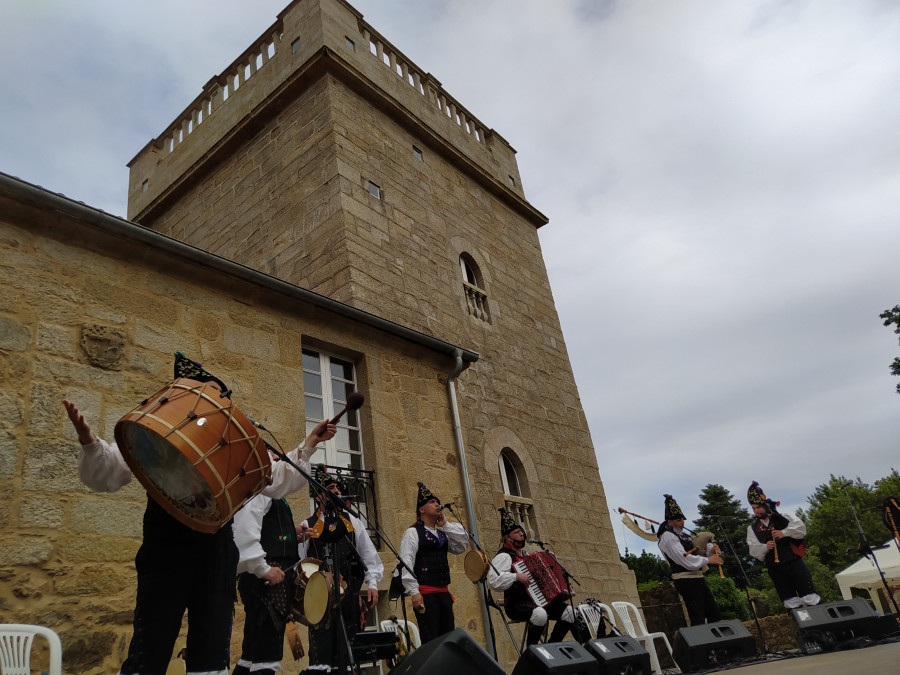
[2,1,899,555]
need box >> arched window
[459,253,490,323]
[498,448,535,537]
[499,451,522,497]
[460,255,479,286]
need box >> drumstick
[328,392,365,424]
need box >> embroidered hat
[747,481,778,510]
[499,507,524,537]
[664,494,685,522]
[173,351,230,396]
[416,481,439,509]
[314,463,346,493]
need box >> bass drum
[115,378,271,533]
[464,550,490,582]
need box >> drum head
[301,560,321,578]
[115,378,271,533]
[117,421,218,519]
[304,571,332,627]
[464,550,489,582]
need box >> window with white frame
[460,253,490,323]
[302,348,363,470]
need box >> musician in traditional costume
[746,481,819,609]
[298,464,383,668]
[657,494,723,626]
[399,481,469,644]
[487,508,580,645]
[63,352,336,675]
[232,495,304,675]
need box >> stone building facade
[0,0,637,672]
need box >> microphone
[437,502,454,511]
[528,538,547,546]
[246,415,267,431]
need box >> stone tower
[128,0,638,665]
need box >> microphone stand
[262,432,420,668]
[710,520,772,656]
[442,505,507,658]
[301,477,360,673]
[533,541,581,642]
[840,484,900,625]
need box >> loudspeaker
[511,641,601,674]
[584,636,652,674]
[387,627,504,675]
[791,598,878,650]
[673,619,756,672]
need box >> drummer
[487,508,580,646]
[231,495,303,675]
[398,481,469,644]
[297,464,383,669]
[63,352,336,675]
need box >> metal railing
[310,464,381,549]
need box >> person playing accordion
[487,508,582,645]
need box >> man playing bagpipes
[746,481,820,609]
[657,494,723,625]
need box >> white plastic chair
[380,618,421,650]
[577,602,619,640]
[0,624,62,675]
[611,601,676,675]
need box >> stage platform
[665,638,900,674]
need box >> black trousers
[673,577,721,626]
[769,558,816,601]
[309,589,363,668]
[232,573,287,675]
[506,595,579,645]
[120,504,237,675]
[417,592,455,645]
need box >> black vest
[751,512,800,567]
[412,521,451,587]
[306,509,365,592]
[661,527,696,574]
[260,498,299,569]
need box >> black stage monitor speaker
[386,627,504,675]
[673,619,756,673]
[791,598,878,650]
[511,641,600,675]
[584,636,652,675]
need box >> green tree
[694,484,762,588]
[620,548,669,585]
[880,305,900,393]
[797,472,900,572]
[707,576,751,621]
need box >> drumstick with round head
[329,392,365,425]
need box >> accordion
[513,551,568,608]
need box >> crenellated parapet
[127,0,527,222]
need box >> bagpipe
[617,507,724,577]
[762,506,806,563]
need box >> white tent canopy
[835,539,900,613]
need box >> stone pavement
[667,638,900,675]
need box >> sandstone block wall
[0,194,487,673]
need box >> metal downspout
[447,349,495,658]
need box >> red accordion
[513,551,568,608]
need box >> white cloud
[2,0,899,556]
